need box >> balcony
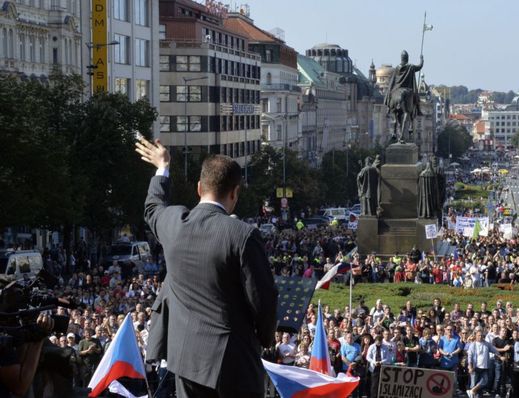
[261,83,301,93]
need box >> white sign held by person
[424,224,437,240]
[347,221,358,230]
[378,366,455,398]
[454,217,489,237]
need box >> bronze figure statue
[357,157,379,216]
[384,50,424,143]
[417,161,439,218]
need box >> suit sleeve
[240,229,278,348]
[144,175,172,244]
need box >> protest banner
[378,365,454,398]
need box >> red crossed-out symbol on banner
[426,373,451,396]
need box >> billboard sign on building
[92,0,108,93]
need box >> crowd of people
[264,298,519,398]
[4,201,519,397]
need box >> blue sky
[240,0,518,92]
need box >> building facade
[305,44,387,149]
[223,14,300,153]
[0,0,82,78]
[158,0,262,168]
[80,0,160,129]
[482,100,519,148]
[297,53,348,164]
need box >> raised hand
[135,137,171,170]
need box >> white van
[317,208,349,222]
[104,241,152,265]
[0,250,43,279]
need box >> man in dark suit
[135,138,278,398]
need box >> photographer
[0,313,54,397]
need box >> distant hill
[433,85,517,104]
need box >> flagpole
[418,11,427,88]
[420,11,427,58]
[349,269,352,317]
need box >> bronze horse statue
[384,51,424,143]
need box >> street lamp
[182,76,208,181]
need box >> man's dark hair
[200,155,242,198]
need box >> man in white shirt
[466,330,504,398]
[277,332,296,365]
[366,335,390,398]
[370,299,385,325]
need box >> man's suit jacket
[144,176,278,393]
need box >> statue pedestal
[357,143,433,256]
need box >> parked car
[317,208,349,222]
[301,216,330,229]
[0,250,43,279]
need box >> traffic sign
[276,187,293,198]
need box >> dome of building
[305,43,352,74]
[376,64,394,78]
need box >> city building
[414,75,436,156]
[223,13,300,152]
[79,0,160,126]
[481,98,519,148]
[297,53,348,163]
[305,44,387,149]
[374,64,394,96]
[0,0,82,78]
[158,0,262,169]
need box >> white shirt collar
[199,200,227,213]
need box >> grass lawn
[313,282,519,312]
[454,183,489,200]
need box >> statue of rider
[384,51,424,142]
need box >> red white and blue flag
[315,262,350,290]
[308,303,333,375]
[88,314,148,397]
[263,360,359,398]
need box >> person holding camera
[0,313,54,397]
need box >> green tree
[0,73,85,229]
[235,145,324,217]
[74,92,157,239]
[511,130,519,149]
[319,145,381,205]
[436,121,472,159]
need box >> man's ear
[197,181,202,198]
[231,184,240,201]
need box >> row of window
[491,121,518,126]
[493,128,518,134]
[489,114,519,120]
[202,27,246,51]
[114,77,149,99]
[0,28,79,67]
[160,115,261,133]
[16,0,80,15]
[113,34,149,66]
[113,0,149,26]
[159,85,260,104]
[159,55,260,80]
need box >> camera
[0,270,76,345]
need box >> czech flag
[88,314,148,397]
[315,262,350,290]
[308,303,333,375]
[263,360,359,398]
